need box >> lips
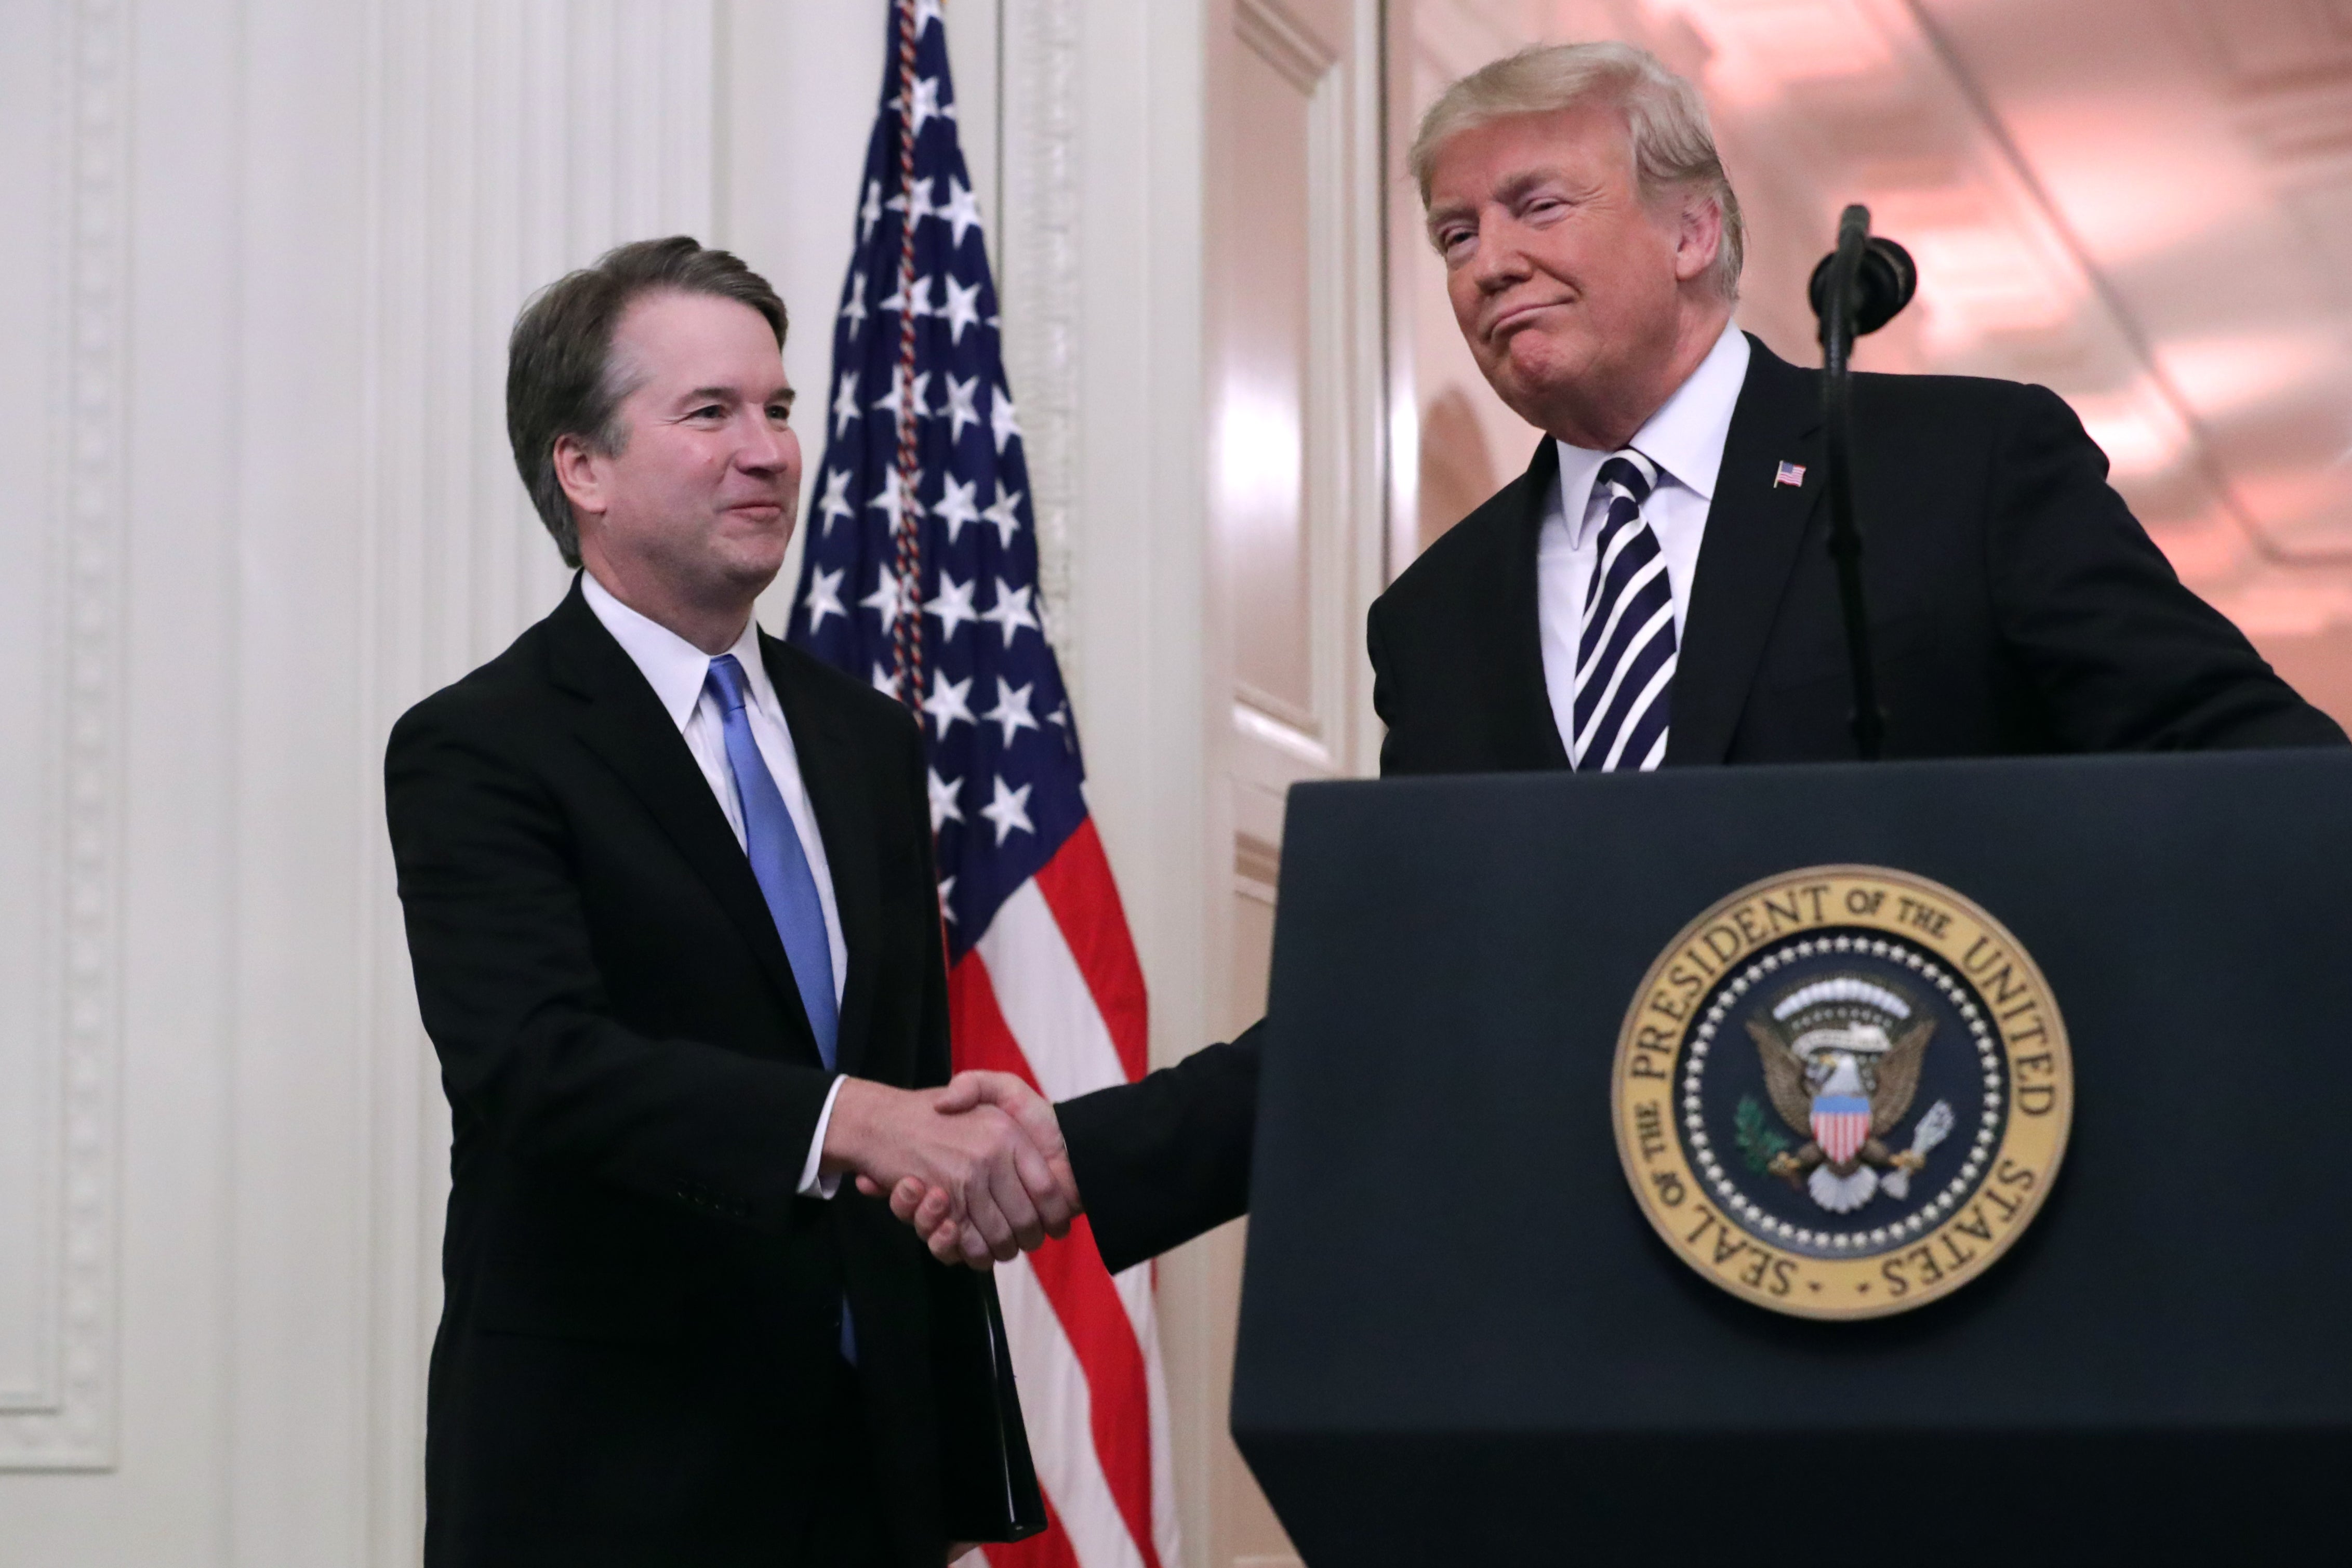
[1486,297,1569,339]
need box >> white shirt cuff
[798,1075,848,1199]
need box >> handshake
[822,1071,1078,1268]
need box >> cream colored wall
[1,1,719,1560]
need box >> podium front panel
[1230,750,2352,1565]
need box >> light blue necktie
[705,654,839,1067]
[705,654,855,1362]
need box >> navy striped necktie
[1571,451,1677,772]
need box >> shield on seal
[1811,1094,1871,1165]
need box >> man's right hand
[822,1078,1079,1264]
[858,1071,1081,1269]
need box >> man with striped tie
[896,41,2345,1273]
[386,238,1066,1566]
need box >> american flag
[786,5,1179,1566]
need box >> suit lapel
[1667,336,1827,765]
[764,635,884,1081]
[542,582,824,1065]
[1498,437,1572,769]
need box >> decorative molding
[1,0,130,1472]
[1237,0,1338,94]
[355,3,716,1556]
[998,0,1082,696]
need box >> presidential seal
[1611,866,2071,1319]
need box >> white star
[866,466,925,535]
[878,272,936,320]
[979,774,1035,845]
[1047,701,1071,729]
[940,276,982,344]
[870,661,899,698]
[937,874,957,924]
[802,566,846,634]
[842,269,868,336]
[941,177,984,249]
[871,367,932,424]
[984,680,1040,749]
[816,468,855,536]
[907,75,955,140]
[861,570,907,632]
[990,383,1022,454]
[981,578,1040,646]
[885,177,937,228]
[913,0,945,33]
[832,371,861,437]
[926,767,965,831]
[981,482,1025,549]
[858,179,882,242]
[925,572,979,641]
[923,671,976,738]
[933,473,980,543]
[941,374,981,444]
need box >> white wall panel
[0,0,129,1473]
[1,0,731,1559]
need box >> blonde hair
[1408,41,1744,301]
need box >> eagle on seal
[1746,975,1935,1213]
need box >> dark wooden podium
[1230,750,2352,1565]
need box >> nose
[1470,220,1530,295]
[735,409,792,475]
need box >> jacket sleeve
[385,697,837,1231]
[1988,385,2348,750]
[1055,1021,1262,1275]
[1368,594,1407,777]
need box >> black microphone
[1808,230,1916,338]
[1805,205,1918,764]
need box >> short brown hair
[1408,42,1744,302]
[506,236,788,566]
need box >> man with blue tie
[386,237,1069,1567]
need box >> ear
[552,431,608,529]
[1672,194,1724,286]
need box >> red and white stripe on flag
[955,821,1179,1568]
[1811,1101,1871,1166]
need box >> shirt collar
[1552,318,1750,533]
[580,569,775,730]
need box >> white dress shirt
[1537,320,1750,758]
[582,571,848,1197]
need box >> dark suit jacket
[387,579,1006,1567]
[1059,335,2348,1273]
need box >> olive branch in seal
[1734,1095,1792,1174]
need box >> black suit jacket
[388,579,1012,1567]
[1059,336,2347,1273]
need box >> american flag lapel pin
[1775,460,1806,488]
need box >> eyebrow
[1495,166,1573,205]
[677,384,795,407]
[1428,165,1578,235]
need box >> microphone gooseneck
[1809,205,1916,763]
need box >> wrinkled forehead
[1420,100,1636,216]
[608,289,790,395]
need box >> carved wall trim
[998,0,1083,692]
[1,0,130,1472]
